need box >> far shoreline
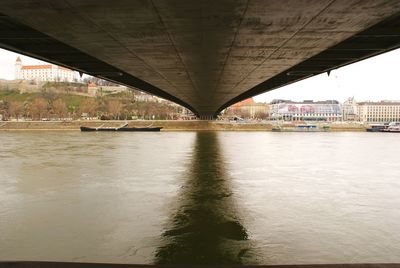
[0,120,367,132]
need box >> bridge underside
[0,1,400,117]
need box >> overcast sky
[1,47,399,103]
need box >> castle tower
[15,56,22,79]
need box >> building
[270,99,342,122]
[15,57,78,82]
[226,98,269,119]
[357,101,400,123]
[87,82,98,97]
[342,97,358,121]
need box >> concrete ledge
[1,262,400,268]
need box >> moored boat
[366,124,388,132]
[272,124,330,132]
[366,122,400,133]
[80,123,162,132]
[382,122,400,133]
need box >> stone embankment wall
[329,123,366,131]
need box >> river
[1,131,400,265]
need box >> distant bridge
[0,1,399,118]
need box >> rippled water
[1,131,400,265]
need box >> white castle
[15,57,78,82]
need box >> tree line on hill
[0,91,185,121]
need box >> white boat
[383,122,400,133]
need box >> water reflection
[155,132,251,265]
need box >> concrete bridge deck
[0,1,400,117]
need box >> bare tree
[254,111,268,120]
[52,99,68,119]
[0,101,6,120]
[236,109,251,119]
[30,98,48,120]
[79,98,98,117]
[107,100,123,120]
[224,108,236,117]
[8,101,24,121]
[83,76,119,86]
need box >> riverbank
[0,120,368,131]
[0,120,273,131]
